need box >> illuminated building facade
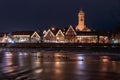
[65,25,77,42]
[76,9,90,31]
[43,29,56,42]
[112,32,120,43]
[11,31,41,43]
[56,29,65,42]
[43,10,110,43]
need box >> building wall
[12,35,30,43]
[99,36,109,43]
[43,30,56,42]
[31,32,41,43]
[112,33,120,43]
[76,36,98,43]
[56,30,65,42]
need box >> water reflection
[4,52,13,66]
[0,49,120,80]
[100,56,110,63]
[2,52,15,73]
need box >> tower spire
[76,9,85,31]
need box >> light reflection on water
[0,49,120,80]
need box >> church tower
[76,9,87,31]
[76,10,85,31]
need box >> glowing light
[24,53,27,56]
[57,37,59,40]
[52,27,55,30]
[5,52,13,57]
[78,56,84,60]
[102,59,109,62]
[4,52,13,66]
[19,52,23,56]
[113,40,118,43]
[35,69,43,73]
[43,30,47,34]
[100,56,110,62]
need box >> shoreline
[0,43,120,53]
[0,43,120,48]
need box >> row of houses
[0,26,112,43]
[0,9,119,43]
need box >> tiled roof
[11,31,34,35]
[76,31,110,36]
[76,31,98,35]
[97,31,110,36]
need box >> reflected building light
[32,52,41,68]
[54,61,62,74]
[18,52,24,67]
[37,52,41,57]
[2,66,16,73]
[102,59,109,62]
[56,61,60,65]
[19,52,23,56]
[100,56,110,63]
[113,40,118,43]
[34,69,43,73]
[77,61,84,64]
[4,52,13,66]
[112,61,117,72]
[33,62,40,68]
[54,53,61,56]
[100,63,108,72]
[19,52,28,56]
[1,52,14,73]
[78,56,84,61]
[100,57,109,72]
[34,59,41,67]
[24,52,28,56]
[77,56,85,65]
[55,68,61,74]
[5,52,13,58]
[36,52,41,62]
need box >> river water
[0,48,120,80]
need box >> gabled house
[56,29,65,42]
[65,25,77,42]
[43,29,56,42]
[43,27,66,43]
[31,31,41,43]
[11,31,41,43]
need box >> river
[0,48,120,80]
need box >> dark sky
[0,0,120,32]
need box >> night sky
[0,0,120,32]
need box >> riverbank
[0,43,120,53]
[0,43,120,48]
